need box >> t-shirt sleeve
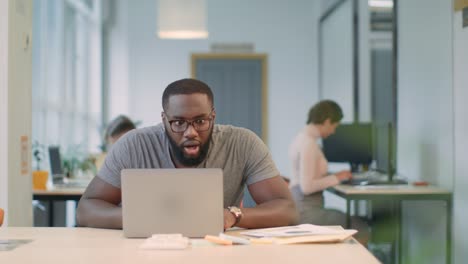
[97,132,134,188]
[240,129,280,185]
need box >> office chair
[0,208,4,226]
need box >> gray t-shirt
[98,123,279,207]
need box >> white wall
[397,0,453,263]
[397,0,454,188]
[319,0,371,123]
[0,0,33,226]
[104,0,131,120]
[117,0,319,175]
[320,0,355,122]
[321,0,342,13]
[0,0,9,218]
[453,6,468,263]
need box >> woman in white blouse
[288,100,368,244]
[289,101,352,194]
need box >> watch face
[228,206,242,226]
[229,206,242,216]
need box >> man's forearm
[236,198,299,229]
[76,199,123,229]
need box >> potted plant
[62,144,97,180]
[32,141,48,190]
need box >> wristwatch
[227,206,243,227]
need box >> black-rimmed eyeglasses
[165,111,214,133]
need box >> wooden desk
[0,227,380,264]
[328,184,452,264]
[33,187,85,227]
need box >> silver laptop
[121,168,224,238]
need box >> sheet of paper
[240,224,345,238]
[0,239,32,251]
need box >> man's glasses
[165,111,214,133]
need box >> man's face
[322,119,340,139]
[162,93,215,167]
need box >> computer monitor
[322,123,373,172]
[48,146,65,183]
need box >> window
[32,0,103,157]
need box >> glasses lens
[194,119,210,131]
[171,121,187,133]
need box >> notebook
[121,168,224,238]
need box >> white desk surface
[333,184,451,195]
[0,227,380,264]
[33,188,85,196]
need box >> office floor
[33,201,77,227]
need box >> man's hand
[223,209,236,230]
[336,170,353,181]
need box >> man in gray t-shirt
[77,78,298,230]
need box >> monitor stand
[349,162,370,173]
[350,163,359,173]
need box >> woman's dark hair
[105,115,136,140]
[306,100,343,124]
[162,78,214,111]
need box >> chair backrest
[0,208,4,226]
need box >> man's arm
[76,176,123,229]
[224,176,299,229]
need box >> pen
[219,233,251,245]
[204,235,233,245]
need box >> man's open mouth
[183,142,200,156]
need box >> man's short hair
[105,115,136,139]
[306,100,343,124]
[162,78,214,111]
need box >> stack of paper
[237,224,357,245]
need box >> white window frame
[32,0,103,166]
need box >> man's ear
[212,109,216,121]
[161,112,165,120]
[323,118,332,126]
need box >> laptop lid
[121,168,224,238]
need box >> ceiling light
[368,0,394,9]
[157,0,208,39]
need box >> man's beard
[165,128,212,167]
